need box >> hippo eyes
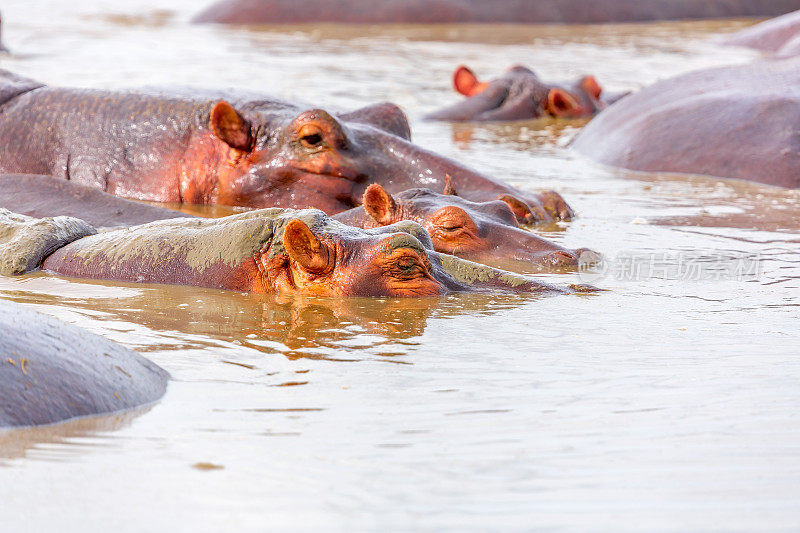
[390,252,431,280]
[300,133,323,148]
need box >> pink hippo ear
[453,65,489,97]
[283,219,333,275]
[545,88,581,118]
[581,75,603,100]
[442,174,459,196]
[496,194,534,224]
[209,101,253,151]
[362,184,398,226]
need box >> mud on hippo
[1,207,596,298]
[426,65,627,122]
[0,70,571,223]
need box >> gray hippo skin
[570,57,800,188]
[0,299,169,428]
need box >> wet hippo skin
[41,208,586,297]
[0,70,571,223]
[570,57,800,188]
[721,9,800,57]
[0,299,169,428]
[425,65,625,122]
[192,0,800,25]
[0,174,191,228]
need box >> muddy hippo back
[0,299,169,428]
[571,57,800,188]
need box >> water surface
[0,3,798,531]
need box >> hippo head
[201,99,569,220]
[334,180,591,269]
[425,65,619,122]
[256,213,564,296]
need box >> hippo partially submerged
[192,0,800,25]
[334,180,593,268]
[2,208,593,297]
[425,65,625,122]
[0,70,570,223]
[571,57,800,188]
[0,299,168,428]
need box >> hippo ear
[283,219,332,275]
[362,184,398,226]
[453,65,489,97]
[442,174,459,196]
[210,101,253,151]
[581,75,603,100]
[497,194,534,224]
[545,88,581,118]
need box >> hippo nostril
[548,251,578,266]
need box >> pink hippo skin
[571,57,800,188]
[425,65,628,122]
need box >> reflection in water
[0,274,546,361]
[0,407,151,464]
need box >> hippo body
[570,57,800,188]
[0,71,570,223]
[0,299,168,428]
[0,174,191,228]
[41,208,576,297]
[722,9,800,56]
[192,0,800,25]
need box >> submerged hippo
[0,299,168,428]
[0,70,570,223]
[192,0,800,25]
[334,179,593,268]
[1,208,593,297]
[571,57,800,188]
[0,174,191,228]
[721,9,800,57]
[425,65,625,122]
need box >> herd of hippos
[2,1,800,430]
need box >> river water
[1,1,799,531]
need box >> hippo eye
[300,133,323,148]
[390,252,430,279]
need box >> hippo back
[0,70,43,107]
[0,300,169,428]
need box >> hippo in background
[1,207,595,297]
[0,299,168,428]
[426,65,628,122]
[192,0,800,25]
[570,57,800,189]
[0,70,571,224]
[721,9,800,57]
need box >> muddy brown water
[1,2,799,531]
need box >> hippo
[334,179,594,268]
[721,9,800,57]
[0,70,571,223]
[570,57,800,189]
[192,0,800,25]
[0,12,8,53]
[0,299,168,428]
[2,208,595,297]
[0,174,191,228]
[1,174,590,271]
[425,65,626,122]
